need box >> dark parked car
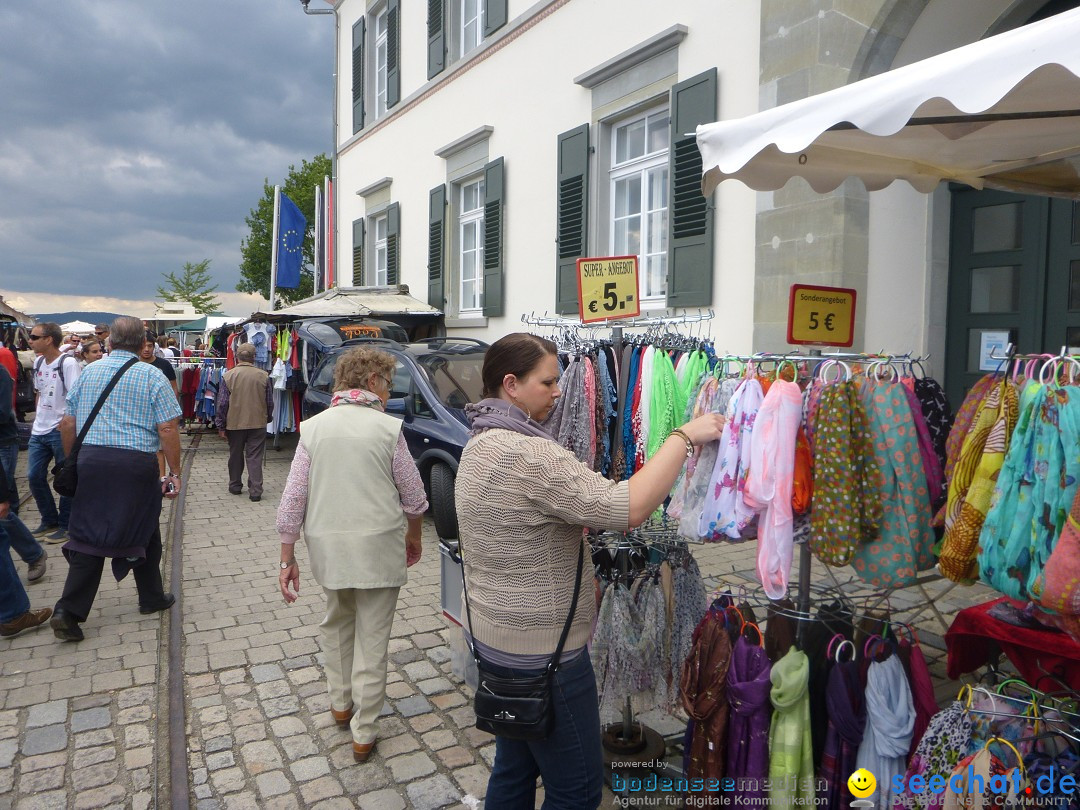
[302,337,488,540]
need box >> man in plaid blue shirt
[50,316,183,642]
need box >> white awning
[697,7,1080,197]
[252,286,442,321]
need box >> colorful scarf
[810,381,882,567]
[852,380,935,589]
[768,647,814,806]
[330,388,385,410]
[700,377,763,541]
[934,374,995,526]
[891,701,972,810]
[745,378,802,599]
[979,384,1080,602]
[938,378,1018,581]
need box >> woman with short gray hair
[276,346,426,763]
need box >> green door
[946,189,1080,405]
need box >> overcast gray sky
[0,1,333,317]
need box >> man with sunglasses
[28,322,80,543]
[93,324,109,354]
[215,343,272,501]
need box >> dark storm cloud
[0,1,333,300]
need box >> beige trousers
[319,586,399,744]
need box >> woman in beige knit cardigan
[455,333,724,810]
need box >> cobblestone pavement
[0,429,1002,809]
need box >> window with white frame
[610,108,670,303]
[374,213,389,286]
[458,177,485,314]
[375,8,388,118]
[460,0,482,57]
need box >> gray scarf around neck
[465,398,555,441]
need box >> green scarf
[768,647,814,805]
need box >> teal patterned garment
[978,383,1080,601]
[851,379,935,589]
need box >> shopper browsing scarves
[276,347,427,765]
[454,333,725,810]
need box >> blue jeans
[0,443,43,564]
[27,430,69,529]
[0,521,30,623]
[0,443,19,511]
[483,650,604,810]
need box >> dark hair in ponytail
[481,333,558,398]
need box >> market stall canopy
[59,320,96,335]
[250,286,442,322]
[167,315,243,333]
[697,6,1080,198]
[0,295,32,326]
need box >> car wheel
[430,462,459,540]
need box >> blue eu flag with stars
[276,193,307,289]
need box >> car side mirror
[386,397,408,418]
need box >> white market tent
[696,6,1080,198]
[59,320,96,335]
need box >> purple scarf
[465,397,554,441]
[726,637,772,803]
[819,661,866,810]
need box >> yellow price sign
[787,284,857,347]
[577,256,641,324]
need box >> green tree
[236,154,331,305]
[157,259,222,315]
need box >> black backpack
[14,355,34,412]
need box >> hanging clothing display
[891,700,972,810]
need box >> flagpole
[269,185,281,311]
[313,183,323,297]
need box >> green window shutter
[352,218,365,284]
[428,185,447,309]
[386,202,400,286]
[352,18,366,133]
[427,0,446,79]
[386,0,401,109]
[483,0,508,37]
[666,68,717,308]
[482,157,505,317]
[556,124,589,315]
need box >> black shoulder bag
[460,540,585,741]
[52,358,139,497]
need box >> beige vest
[222,364,269,430]
[300,405,406,589]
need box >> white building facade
[325,0,1080,405]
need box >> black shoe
[50,609,84,642]
[138,593,176,614]
[229,489,242,495]
[249,495,261,502]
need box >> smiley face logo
[847,769,877,798]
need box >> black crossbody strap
[71,358,140,453]
[460,538,586,679]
